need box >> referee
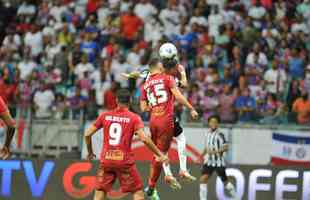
[199,115,238,200]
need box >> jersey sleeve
[133,115,144,132]
[93,113,105,129]
[166,75,177,89]
[140,84,147,101]
[0,97,8,114]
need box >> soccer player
[0,96,16,160]
[199,115,238,200]
[140,58,198,199]
[84,88,168,200]
[123,43,196,183]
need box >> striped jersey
[204,128,227,167]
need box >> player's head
[208,115,220,130]
[159,42,178,69]
[116,88,131,106]
[148,57,164,72]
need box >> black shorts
[201,165,228,182]
[173,117,183,137]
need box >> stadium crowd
[0,0,309,124]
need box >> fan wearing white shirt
[17,54,37,81]
[33,85,55,118]
[208,6,224,37]
[248,1,266,28]
[74,55,95,80]
[189,8,208,27]
[134,0,158,23]
[159,3,182,37]
[246,44,268,67]
[264,60,287,95]
[24,26,43,57]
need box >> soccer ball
[159,42,178,59]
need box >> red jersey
[0,96,8,114]
[93,107,144,167]
[140,73,176,119]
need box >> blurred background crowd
[0,0,309,125]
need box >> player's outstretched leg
[175,133,196,182]
[145,159,162,200]
[163,162,181,190]
[199,174,209,200]
[174,119,196,182]
[93,190,106,200]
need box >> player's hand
[177,64,186,74]
[156,155,169,164]
[87,153,96,161]
[0,146,11,160]
[121,72,141,79]
[190,109,198,119]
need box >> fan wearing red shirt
[120,6,143,49]
[0,96,16,160]
[140,58,198,196]
[84,89,168,200]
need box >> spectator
[68,87,88,118]
[33,84,55,118]
[208,5,224,37]
[53,93,67,119]
[24,25,43,57]
[246,44,268,67]
[80,32,98,63]
[200,88,219,122]
[234,88,256,122]
[17,53,37,81]
[248,1,266,29]
[264,60,287,96]
[219,84,237,123]
[293,91,310,124]
[120,6,143,49]
[74,54,95,81]
[103,81,120,110]
[288,48,305,79]
[134,0,157,23]
[159,2,182,37]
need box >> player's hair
[148,57,161,70]
[116,88,131,105]
[208,115,221,124]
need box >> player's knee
[200,175,209,183]
[133,190,145,200]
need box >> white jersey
[204,128,227,167]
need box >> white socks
[200,184,207,200]
[162,163,173,177]
[225,182,236,197]
[175,133,187,172]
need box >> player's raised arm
[170,86,198,119]
[178,64,188,88]
[135,128,168,163]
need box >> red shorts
[149,116,174,153]
[95,164,143,193]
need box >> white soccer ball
[159,42,178,59]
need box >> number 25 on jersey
[146,84,168,106]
